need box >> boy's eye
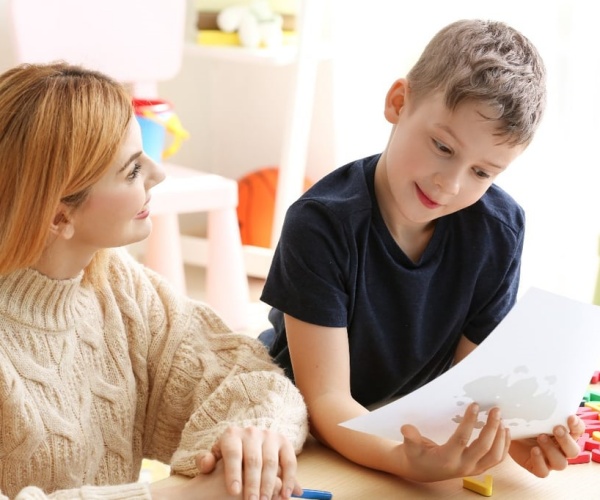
[433,139,452,155]
[127,163,142,181]
[474,168,491,179]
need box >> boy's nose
[433,169,460,195]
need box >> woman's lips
[135,196,151,219]
[134,208,150,219]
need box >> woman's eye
[127,163,142,181]
[433,139,452,154]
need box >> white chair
[8,0,249,329]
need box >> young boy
[260,19,583,482]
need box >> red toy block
[584,438,600,452]
[592,449,600,463]
[568,451,592,464]
[584,423,600,434]
[577,406,597,416]
[576,433,590,450]
[590,370,600,384]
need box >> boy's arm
[452,332,583,476]
[453,334,478,364]
[285,314,510,482]
[284,314,392,463]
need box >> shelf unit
[178,0,328,278]
[184,42,300,65]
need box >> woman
[0,62,307,499]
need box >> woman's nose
[148,158,166,188]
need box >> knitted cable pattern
[0,249,307,499]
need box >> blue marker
[292,489,333,499]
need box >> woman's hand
[151,461,278,500]
[397,403,510,482]
[509,414,584,477]
[196,426,302,499]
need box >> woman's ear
[49,206,75,240]
[384,78,409,124]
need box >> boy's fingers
[536,433,568,471]
[567,415,584,439]
[400,424,424,450]
[471,407,502,447]
[447,403,479,450]
[529,446,551,478]
[461,407,506,471]
[552,425,580,459]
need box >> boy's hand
[398,403,510,482]
[508,414,584,477]
[196,426,302,499]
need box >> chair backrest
[8,0,186,85]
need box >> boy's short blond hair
[407,19,546,146]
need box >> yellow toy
[139,108,189,160]
[463,474,494,497]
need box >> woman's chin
[124,221,153,247]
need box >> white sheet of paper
[341,287,600,443]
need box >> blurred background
[0,0,599,305]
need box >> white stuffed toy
[217,0,284,48]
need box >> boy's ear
[49,205,75,240]
[384,78,409,124]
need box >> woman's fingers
[215,427,244,495]
[278,438,300,498]
[211,426,300,499]
[196,451,217,474]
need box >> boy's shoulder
[463,183,525,234]
[285,155,379,230]
[298,154,379,206]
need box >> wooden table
[294,437,598,499]
[153,385,600,497]
[154,436,599,499]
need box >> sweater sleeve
[111,250,308,477]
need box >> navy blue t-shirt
[261,154,524,408]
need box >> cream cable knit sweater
[0,249,308,499]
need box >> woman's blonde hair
[407,19,546,146]
[0,62,132,279]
